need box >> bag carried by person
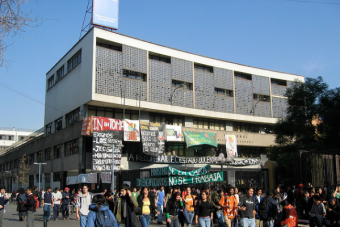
[28,194,39,211]
[95,210,116,227]
[18,194,27,204]
[258,197,268,220]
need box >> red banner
[92,117,123,132]
[81,116,93,136]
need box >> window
[28,154,35,165]
[123,69,147,81]
[46,123,52,136]
[36,174,42,183]
[271,78,287,86]
[193,118,225,131]
[45,173,50,184]
[68,50,82,72]
[149,54,171,63]
[172,80,193,90]
[235,72,252,80]
[65,139,79,156]
[55,117,62,132]
[44,148,51,161]
[66,108,80,127]
[194,63,213,73]
[47,75,55,89]
[54,145,62,159]
[37,151,43,162]
[53,172,62,182]
[97,42,122,51]
[166,143,185,156]
[253,94,270,102]
[56,65,65,80]
[214,88,233,97]
[149,113,184,126]
[18,136,26,141]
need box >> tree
[267,76,340,185]
[18,153,29,186]
[0,0,40,66]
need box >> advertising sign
[81,116,93,136]
[166,125,182,141]
[136,171,223,187]
[92,0,119,30]
[140,121,165,155]
[184,131,218,148]
[124,119,140,141]
[225,134,238,157]
[151,165,211,177]
[92,117,123,172]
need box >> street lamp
[169,82,184,105]
[33,162,47,191]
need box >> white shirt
[52,191,62,204]
[76,193,93,216]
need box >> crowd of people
[0,183,339,227]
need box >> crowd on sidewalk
[0,183,339,227]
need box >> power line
[0,82,64,113]
[285,0,340,5]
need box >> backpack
[18,194,27,204]
[95,210,116,227]
[28,194,39,211]
[258,197,268,220]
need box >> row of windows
[215,88,233,97]
[46,107,80,136]
[193,118,226,131]
[47,50,82,89]
[34,172,62,183]
[123,69,147,81]
[0,135,26,141]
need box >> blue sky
[0,0,339,130]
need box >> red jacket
[281,204,298,227]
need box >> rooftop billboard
[92,0,119,30]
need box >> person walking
[166,192,184,227]
[17,187,27,221]
[86,194,118,227]
[32,186,40,208]
[24,187,35,227]
[52,187,62,221]
[62,187,71,220]
[76,185,93,227]
[238,187,256,227]
[195,191,214,227]
[137,187,158,227]
[156,185,165,224]
[42,186,53,222]
[224,187,239,227]
[183,186,196,227]
[0,186,9,226]
[253,188,263,227]
[39,189,44,208]
[260,190,278,227]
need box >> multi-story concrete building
[0,27,304,192]
[0,127,35,151]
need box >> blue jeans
[53,204,60,220]
[240,218,256,227]
[216,211,225,227]
[187,211,195,227]
[80,215,87,227]
[199,217,211,227]
[157,205,163,222]
[140,214,151,227]
[43,205,51,221]
[263,219,274,227]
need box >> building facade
[0,27,304,192]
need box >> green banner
[151,165,211,177]
[183,131,218,147]
[136,171,223,187]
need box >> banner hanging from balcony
[140,121,165,156]
[225,135,238,157]
[124,119,140,142]
[81,116,93,136]
[166,125,182,141]
[92,117,123,172]
[151,165,211,177]
[136,171,223,187]
[183,131,218,147]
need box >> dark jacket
[137,195,156,214]
[113,195,138,226]
[253,195,264,219]
[0,195,9,211]
[62,192,71,205]
[24,194,35,212]
[327,204,340,222]
[16,194,27,212]
[166,200,183,217]
[265,196,278,220]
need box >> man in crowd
[39,189,44,208]
[24,188,35,227]
[308,195,326,227]
[42,186,53,222]
[52,187,62,221]
[0,186,9,226]
[62,187,71,220]
[238,187,256,227]
[76,185,93,227]
[114,184,138,227]
[156,185,165,224]
[253,188,263,227]
[224,187,238,227]
[261,190,278,227]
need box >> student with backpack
[86,194,118,227]
[24,187,36,227]
[259,190,278,227]
[42,186,53,222]
[16,187,27,221]
[76,185,93,227]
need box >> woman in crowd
[183,186,196,227]
[104,190,115,211]
[137,187,158,227]
[234,187,240,202]
[166,192,183,227]
[86,194,118,227]
[16,187,27,221]
[165,187,174,206]
[195,191,214,227]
